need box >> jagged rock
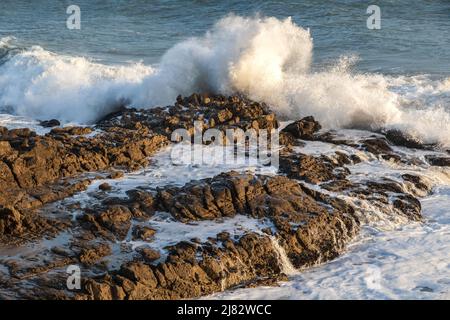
[402,174,432,195]
[0,93,435,300]
[40,119,60,128]
[97,94,279,137]
[279,152,350,184]
[82,205,132,240]
[78,243,112,266]
[425,155,450,167]
[108,171,124,179]
[137,247,161,263]
[217,231,230,241]
[0,118,167,241]
[50,126,93,136]
[74,170,363,300]
[132,226,156,241]
[281,116,321,141]
[0,206,23,235]
[361,138,393,155]
[99,183,112,191]
[385,129,433,150]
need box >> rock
[385,129,431,149]
[0,93,434,300]
[402,174,432,195]
[279,152,349,184]
[132,226,156,241]
[51,246,73,257]
[84,279,126,300]
[78,243,112,266]
[393,195,422,221]
[216,231,230,242]
[137,247,161,263]
[361,138,393,155]
[0,206,23,235]
[425,155,450,167]
[97,94,279,137]
[281,116,321,140]
[40,119,60,128]
[0,122,167,219]
[99,183,112,191]
[50,126,93,136]
[0,141,13,157]
[82,205,132,240]
[279,132,304,147]
[74,171,362,299]
[108,171,124,179]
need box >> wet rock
[82,205,132,240]
[385,129,433,150]
[279,132,304,147]
[381,153,402,162]
[425,155,450,167]
[0,121,167,232]
[393,195,422,221]
[50,126,93,136]
[281,116,321,141]
[361,138,393,155]
[0,206,23,235]
[97,94,279,137]
[75,170,363,300]
[40,119,60,128]
[279,152,349,184]
[0,93,435,299]
[99,183,112,191]
[402,174,432,195]
[78,243,112,266]
[51,246,73,257]
[132,226,156,241]
[124,190,157,217]
[216,231,230,242]
[137,247,161,263]
[108,171,124,179]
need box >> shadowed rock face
[281,116,322,140]
[426,155,450,167]
[384,129,435,150]
[0,93,445,300]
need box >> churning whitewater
[1,15,450,147]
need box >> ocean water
[1,1,449,299]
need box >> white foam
[2,17,450,146]
[0,42,154,123]
[125,212,274,253]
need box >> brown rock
[0,206,23,235]
[281,116,321,140]
[40,119,60,128]
[137,247,161,263]
[78,243,112,265]
[385,129,432,150]
[425,155,450,167]
[132,226,156,241]
[99,183,112,191]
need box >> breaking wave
[0,15,449,147]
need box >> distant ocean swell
[0,15,449,147]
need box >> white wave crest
[0,15,449,147]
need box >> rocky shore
[0,93,449,299]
